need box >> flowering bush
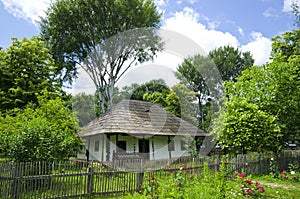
[237,173,265,197]
[279,170,298,182]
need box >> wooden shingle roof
[81,99,207,137]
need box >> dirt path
[261,181,297,190]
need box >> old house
[79,99,207,162]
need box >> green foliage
[130,79,170,101]
[208,45,254,82]
[0,94,83,162]
[217,100,281,153]
[41,0,161,83]
[0,37,65,112]
[172,83,198,125]
[271,29,300,62]
[143,90,181,117]
[183,136,198,157]
[213,29,300,153]
[176,55,215,129]
[236,173,265,197]
[125,163,237,199]
[40,0,162,114]
[72,93,97,127]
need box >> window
[95,140,99,152]
[181,140,187,151]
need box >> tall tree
[176,55,216,130]
[0,37,64,112]
[40,0,162,114]
[208,45,254,82]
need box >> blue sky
[0,0,298,66]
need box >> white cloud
[0,0,50,25]
[263,7,279,17]
[162,7,239,53]
[241,32,272,65]
[283,0,300,12]
[162,7,271,66]
[238,27,244,36]
[154,0,167,7]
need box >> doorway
[139,139,150,159]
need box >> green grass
[251,175,300,198]
[119,165,300,199]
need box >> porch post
[106,134,111,161]
[168,135,172,159]
[101,134,105,162]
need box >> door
[139,139,150,159]
[117,141,126,153]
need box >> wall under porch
[81,134,193,162]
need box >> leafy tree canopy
[72,93,97,127]
[0,37,66,112]
[271,28,300,62]
[213,39,300,153]
[208,45,254,82]
[143,90,181,117]
[130,79,170,100]
[0,93,82,162]
[176,54,217,129]
[214,98,282,154]
[40,0,162,114]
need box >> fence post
[215,155,220,172]
[136,158,144,190]
[87,166,94,195]
[12,163,20,199]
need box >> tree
[72,93,97,127]
[271,29,300,62]
[40,0,162,114]
[172,83,198,125]
[292,2,300,27]
[213,56,300,153]
[117,83,140,100]
[0,94,82,162]
[208,45,254,82]
[214,99,281,154]
[143,90,181,117]
[176,55,215,130]
[0,37,65,112]
[130,79,170,100]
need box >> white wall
[152,136,189,160]
[83,134,190,161]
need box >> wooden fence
[1,150,300,199]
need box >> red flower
[245,179,253,185]
[281,170,286,175]
[246,189,252,195]
[238,173,245,178]
[255,181,259,186]
[258,186,265,193]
